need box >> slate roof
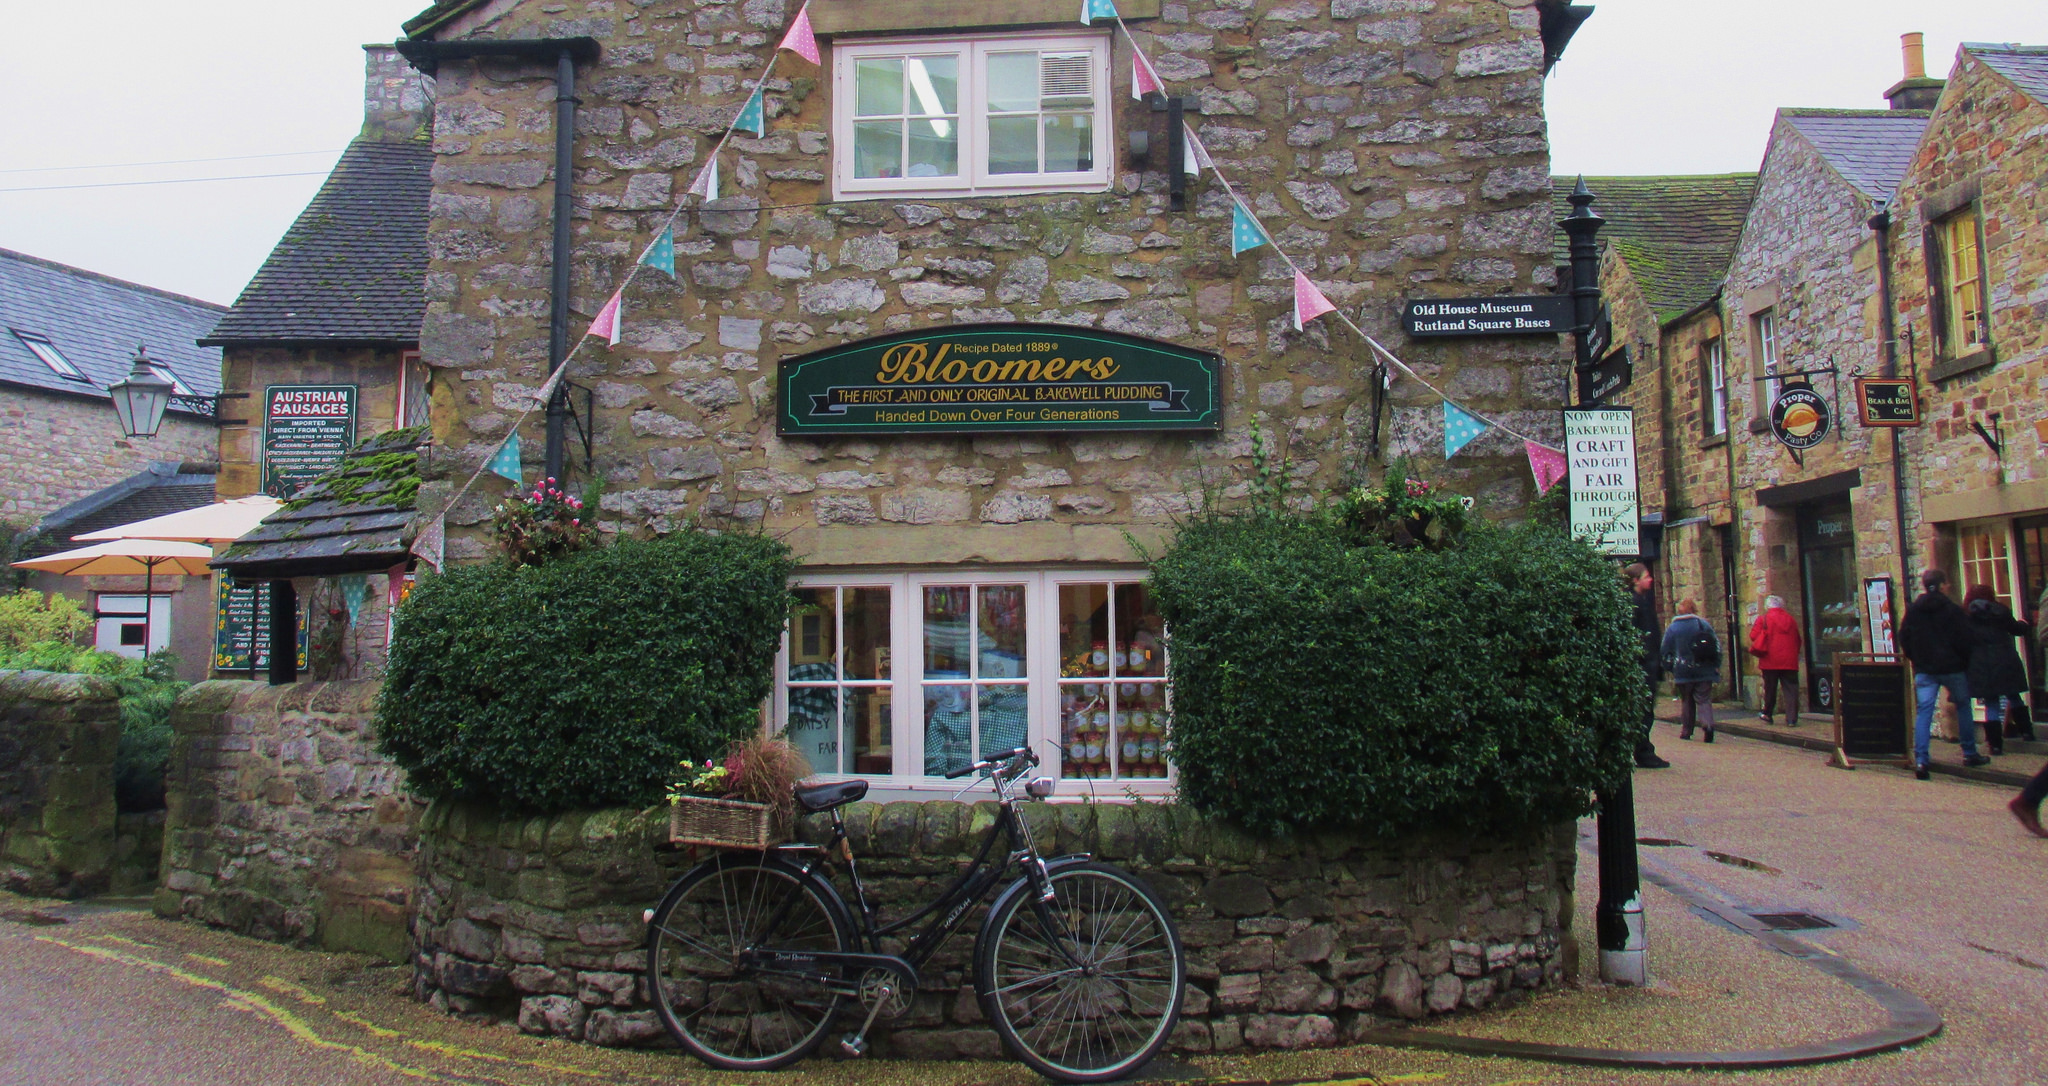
[1780,109,1930,204]
[200,139,433,346]
[17,462,217,561]
[213,427,425,581]
[1969,43,2048,107]
[0,248,224,408]
[1551,174,1757,325]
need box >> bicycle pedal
[838,1033,868,1058]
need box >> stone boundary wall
[157,679,421,960]
[412,798,1576,1055]
[0,670,122,898]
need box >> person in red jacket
[1749,595,1802,727]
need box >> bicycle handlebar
[943,746,1037,779]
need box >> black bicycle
[643,747,1184,1082]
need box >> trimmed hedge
[376,532,796,812]
[1150,515,1643,836]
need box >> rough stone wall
[0,387,217,524]
[0,670,121,898]
[157,679,420,960]
[217,345,409,501]
[1719,118,1906,681]
[1601,251,1668,514]
[411,798,1575,1054]
[414,0,1566,562]
[1888,52,2048,553]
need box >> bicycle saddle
[793,778,868,813]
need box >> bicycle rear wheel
[645,853,851,1071]
[977,861,1185,1083]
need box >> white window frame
[831,31,1114,201]
[1704,338,1727,436]
[13,330,88,382]
[772,569,1173,800]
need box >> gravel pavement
[3,721,2040,1086]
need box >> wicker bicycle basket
[669,794,783,849]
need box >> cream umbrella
[13,540,217,658]
[73,496,282,545]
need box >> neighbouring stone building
[1885,42,2048,718]
[0,248,222,529]
[1560,173,1754,679]
[401,0,1587,796]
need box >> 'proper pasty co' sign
[777,324,1220,436]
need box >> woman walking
[1748,595,1802,727]
[1662,598,1722,742]
[1964,584,2031,757]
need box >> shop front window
[1797,499,1858,711]
[774,571,1171,794]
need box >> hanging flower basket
[669,794,781,849]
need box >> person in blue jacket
[1661,597,1722,743]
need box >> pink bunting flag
[1132,50,1162,100]
[778,4,820,64]
[1182,123,1212,175]
[589,291,623,347]
[1292,271,1335,331]
[410,513,445,573]
[1526,440,1567,496]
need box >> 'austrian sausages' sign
[776,324,1220,436]
[262,384,357,498]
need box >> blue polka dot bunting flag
[1443,401,1489,459]
[488,432,524,485]
[734,87,765,138]
[1081,0,1119,24]
[639,225,675,278]
[1231,200,1270,255]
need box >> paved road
[2,721,2042,1086]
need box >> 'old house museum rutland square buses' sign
[777,324,1221,436]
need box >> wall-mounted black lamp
[1970,413,2004,460]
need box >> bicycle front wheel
[645,853,851,1071]
[977,861,1185,1083]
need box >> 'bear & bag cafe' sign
[777,324,1220,436]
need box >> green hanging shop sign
[776,324,1222,436]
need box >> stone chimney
[362,44,430,141]
[1884,32,1945,111]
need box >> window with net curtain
[833,32,1111,199]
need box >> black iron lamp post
[1560,179,1649,987]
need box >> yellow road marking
[186,952,231,966]
[261,975,328,1005]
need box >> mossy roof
[212,427,428,581]
[1551,173,1757,325]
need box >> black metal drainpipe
[544,47,578,485]
[1869,207,1913,589]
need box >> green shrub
[1,643,184,811]
[0,589,92,651]
[1149,514,1643,837]
[375,531,798,812]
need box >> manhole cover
[1747,911,1836,931]
[1636,837,1689,847]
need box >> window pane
[980,685,1029,759]
[1114,582,1165,676]
[1061,682,1111,777]
[905,56,958,115]
[986,52,1037,112]
[853,120,903,179]
[854,58,903,116]
[844,587,890,680]
[1060,584,1111,676]
[924,586,970,676]
[1042,112,1092,172]
[979,585,1028,677]
[789,588,837,679]
[987,115,1038,174]
[905,118,959,178]
[847,686,891,775]
[924,683,972,774]
[786,683,839,766]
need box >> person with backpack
[1963,583,2031,757]
[1748,595,1802,727]
[1898,568,1984,780]
[1661,597,1722,742]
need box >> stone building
[400,0,1586,795]
[1885,42,2048,716]
[1558,173,1753,684]
[0,248,222,529]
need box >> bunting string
[419,0,1571,564]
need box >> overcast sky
[2,1,2044,306]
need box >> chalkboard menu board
[1832,654,1910,767]
[213,579,308,673]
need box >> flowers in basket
[666,735,813,846]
